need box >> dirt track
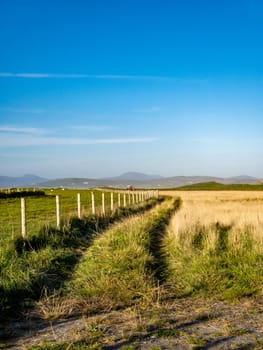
[2,296,263,349]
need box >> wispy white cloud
[65,137,159,145]
[0,137,158,147]
[0,124,112,136]
[0,73,208,83]
[0,133,159,146]
[0,126,43,134]
[0,124,159,146]
[0,72,169,80]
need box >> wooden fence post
[118,193,121,207]
[111,192,114,212]
[132,193,135,204]
[91,192,96,215]
[123,193,126,207]
[56,195,60,228]
[21,198,27,239]
[77,193,81,218]
[102,192,105,215]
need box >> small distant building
[127,185,135,191]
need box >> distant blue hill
[104,172,164,181]
[0,174,48,188]
[0,173,260,189]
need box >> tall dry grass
[167,191,263,252]
[163,191,263,299]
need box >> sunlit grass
[163,191,263,299]
[0,194,161,317]
[0,189,139,243]
[66,198,181,313]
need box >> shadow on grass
[147,197,182,283]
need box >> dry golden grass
[161,191,263,299]
[163,191,263,253]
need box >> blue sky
[0,0,263,179]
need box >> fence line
[19,190,158,238]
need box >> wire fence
[17,190,159,239]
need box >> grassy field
[0,189,159,317]
[2,190,263,349]
[0,189,141,243]
[162,190,263,299]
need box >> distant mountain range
[0,174,47,188]
[0,172,261,189]
[103,172,164,181]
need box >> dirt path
[2,296,263,349]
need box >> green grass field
[1,190,263,349]
[0,189,139,243]
[0,190,161,317]
[66,197,181,313]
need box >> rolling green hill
[175,181,263,191]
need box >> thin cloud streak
[0,125,112,135]
[0,72,169,80]
[0,126,43,134]
[0,134,159,146]
[0,72,207,83]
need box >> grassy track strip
[66,198,181,314]
[0,198,162,318]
